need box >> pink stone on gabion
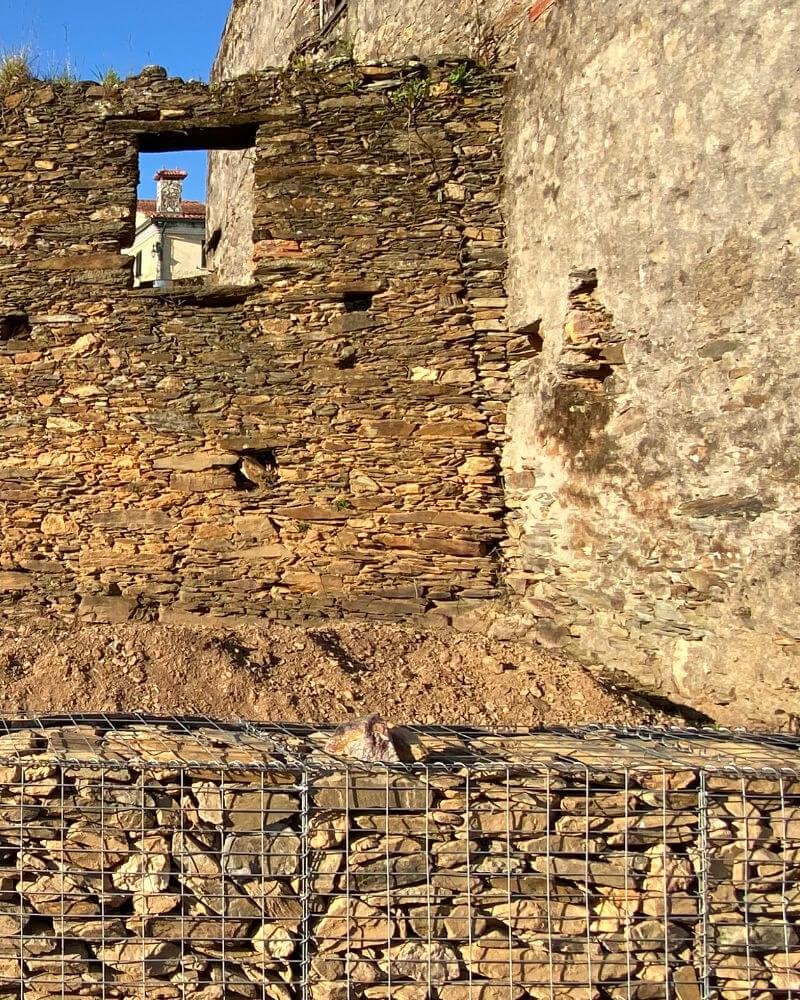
[324,714,401,763]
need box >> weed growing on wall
[0,49,33,93]
[96,67,122,88]
[289,55,309,73]
[94,67,123,100]
[448,63,476,90]
[43,59,79,87]
[389,77,430,125]
[329,37,354,61]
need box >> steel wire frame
[0,715,795,1000]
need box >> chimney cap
[154,168,188,181]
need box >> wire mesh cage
[0,715,797,1000]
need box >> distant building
[126,169,207,288]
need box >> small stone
[315,898,395,954]
[253,923,296,959]
[673,966,702,1000]
[384,940,460,984]
[482,654,504,674]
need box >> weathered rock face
[501,0,800,725]
[0,64,511,624]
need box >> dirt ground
[0,618,678,728]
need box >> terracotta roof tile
[137,199,206,220]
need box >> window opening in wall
[122,124,258,291]
[123,152,209,290]
[0,313,31,342]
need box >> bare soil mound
[0,619,673,728]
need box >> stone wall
[207,0,525,284]
[502,0,800,726]
[208,0,319,285]
[206,147,255,285]
[0,64,511,624]
[208,0,800,726]
[212,0,525,70]
[348,0,526,65]
[214,0,317,74]
[1,715,797,999]
[8,0,799,726]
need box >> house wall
[0,65,510,626]
[164,226,206,282]
[500,0,800,727]
[205,149,254,285]
[124,212,158,285]
[125,219,206,285]
[211,0,525,74]
[347,0,526,64]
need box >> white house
[125,169,207,288]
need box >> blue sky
[1,0,232,200]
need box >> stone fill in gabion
[0,716,796,999]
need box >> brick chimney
[154,168,188,215]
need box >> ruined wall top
[0,60,513,625]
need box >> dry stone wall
[208,0,318,286]
[348,0,526,66]
[207,0,525,285]
[0,64,511,624]
[213,0,524,71]
[206,0,800,728]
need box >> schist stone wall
[208,0,525,284]
[5,0,799,727]
[214,0,525,68]
[0,64,511,624]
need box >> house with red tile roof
[124,169,207,288]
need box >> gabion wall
[0,716,797,999]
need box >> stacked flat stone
[0,62,511,626]
[0,718,796,999]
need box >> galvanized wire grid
[0,715,796,1000]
